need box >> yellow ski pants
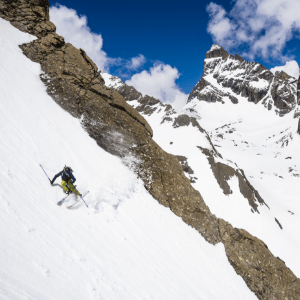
[62,180,80,195]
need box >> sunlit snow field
[0,18,259,300]
[187,97,300,277]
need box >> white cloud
[125,64,188,111]
[270,60,300,78]
[126,54,146,70]
[50,4,109,72]
[111,54,147,78]
[49,5,146,74]
[206,0,300,62]
[207,3,236,48]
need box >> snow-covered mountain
[103,70,300,255]
[103,45,300,298]
[189,44,298,117]
[1,0,300,299]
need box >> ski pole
[40,164,51,182]
[80,195,88,208]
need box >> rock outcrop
[103,74,176,118]
[0,0,53,37]
[175,155,197,183]
[188,44,298,116]
[1,1,300,299]
[198,147,268,213]
[219,219,300,299]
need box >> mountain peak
[190,45,299,116]
[206,44,229,59]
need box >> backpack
[62,166,73,182]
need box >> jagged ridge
[189,44,299,117]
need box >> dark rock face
[175,155,198,183]
[8,8,152,157]
[2,1,300,299]
[270,71,297,115]
[133,95,163,116]
[107,78,177,119]
[173,114,191,127]
[198,147,268,213]
[115,82,144,101]
[206,44,229,60]
[176,156,194,174]
[0,0,54,37]
[219,219,300,300]
[189,45,298,116]
[172,114,206,134]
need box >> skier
[50,166,81,196]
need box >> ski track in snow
[0,19,257,300]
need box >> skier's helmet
[64,166,73,175]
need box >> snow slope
[103,73,300,279]
[184,96,300,276]
[0,18,258,300]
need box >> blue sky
[49,0,300,109]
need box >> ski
[57,193,71,206]
[67,191,89,209]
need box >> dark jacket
[52,170,76,184]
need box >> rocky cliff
[102,73,177,119]
[189,44,299,117]
[1,1,300,299]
